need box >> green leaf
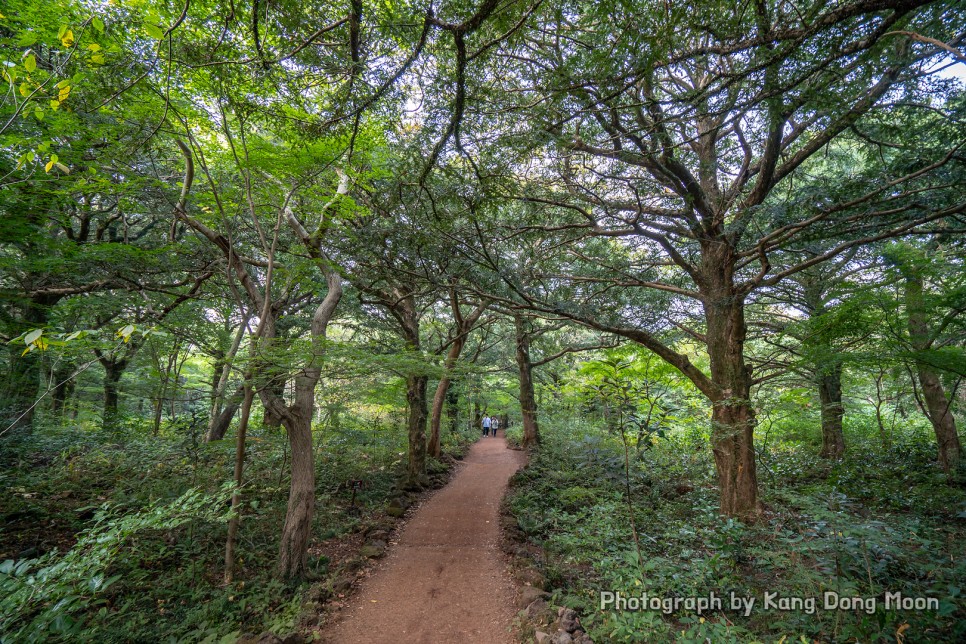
[24,54,37,72]
[92,17,105,33]
[144,22,164,40]
[24,329,43,346]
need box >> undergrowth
[0,415,476,643]
[506,417,966,643]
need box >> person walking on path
[491,416,500,436]
[482,415,491,437]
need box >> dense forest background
[1,0,964,641]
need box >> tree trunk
[276,407,315,579]
[207,385,244,442]
[703,272,759,520]
[263,380,285,428]
[405,374,429,486]
[274,264,343,580]
[152,397,164,436]
[802,276,847,460]
[905,269,962,474]
[446,381,460,434]
[101,360,126,431]
[428,375,451,458]
[209,319,248,438]
[818,364,845,459]
[224,383,255,583]
[428,299,487,457]
[515,316,540,448]
[917,366,961,473]
[50,363,73,418]
[1,296,54,434]
[2,349,42,434]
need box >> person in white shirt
[482,415,491,437]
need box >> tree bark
[446,381,460,434]
[50,363,73,418]
[703,252,759,520]
[406,374,429,486]
[273,254,344,579]
[382,290,428,486]
[905,270,962,474]
[802,276,847,459]
[206,385,244,442]
[818,364,846,459]
[209,319,248,439]
[515,316,540,448]
[428,375,451,458]
[100,358,127,431]
[224,383,255,583]
[276,406,316,579]
[428,298,487,457]
[263,380,286,428]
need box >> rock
[515,566,546,589]
[360,540,387,558]
[307,584,329,603]
[534,631,552,644]
[526,598,553,626]
[572,630,593,644]
[551,630,573,644]
[236,634,259,644]
[279,634,304,644]
[341,556,366,573]
[331,576,353,593]
[400,474,430,491]
[299,612,320,628]
[386,497,410,517]
[517,585,549,608]
[558,608,579,633]
[256,633,282,644]
[366,529,390,541]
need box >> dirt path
[321,431,527,643]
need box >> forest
[1,0,964,642]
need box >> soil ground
[321,429,527,643]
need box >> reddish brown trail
[321,430,527,643]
